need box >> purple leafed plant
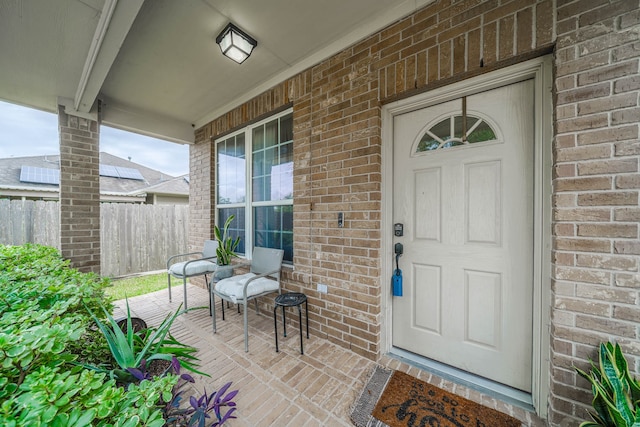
[187,382,238,427]
[127,359,152,381]
[164,357,238,427]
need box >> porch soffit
[0,0,432,144]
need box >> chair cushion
[169,260,217,277]
[214,273,279,303]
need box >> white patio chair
[211,247,285,352]
[167,240,218,309]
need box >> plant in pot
[213,215,241,280]
[81,299,202,384]
[575,341,640,427]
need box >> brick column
[58,105,101,273]
[188,126,214,288]
[550,1,640,425]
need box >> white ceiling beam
[74,0,145,113]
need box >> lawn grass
[105,272,171,301]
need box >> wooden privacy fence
[0,199,189,277]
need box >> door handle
[394,243,403,255]
[392,243,403,297]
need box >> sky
[0,100,189,177]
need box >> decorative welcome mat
[351,366,521,427]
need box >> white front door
[392,80,534,392]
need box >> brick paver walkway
[114,285,546,426]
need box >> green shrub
[1,364,177,427]
[0,244,108,396]
[0,244,176,426]
[0,243,109,326]
[0,244,237,427]
[0,244,239,426]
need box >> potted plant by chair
[213,215,241,280]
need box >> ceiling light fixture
[215,23,257,64]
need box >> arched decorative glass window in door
[415,97,499,153]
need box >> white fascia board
[0,185,59,193]
[0,187,59,199]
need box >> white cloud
[0,102,59,156]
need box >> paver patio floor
[114,284,546,426]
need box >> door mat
[350,366,521,427]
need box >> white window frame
[214,108,294,261]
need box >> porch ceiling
[0,0,431,144]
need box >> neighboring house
[132,175,191,205]
[0,152,188,204]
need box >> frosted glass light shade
[216,23,257,64]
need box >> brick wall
[191,0,640,424]
[377,0,554,100]
[551,0,640,424]
[195,0,554,360]
[58,106,101,273]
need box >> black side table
[274,292,309,354]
